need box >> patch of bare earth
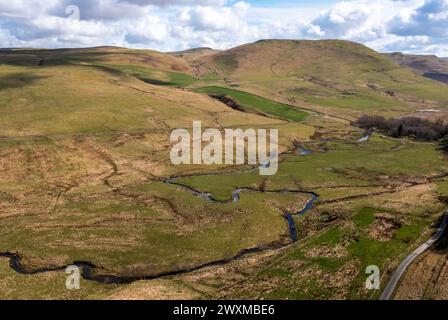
[305,245,349,259]
[320,260,361,300]
[367,213,403,242]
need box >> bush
[439,138,448,154]
[356,115,448,141]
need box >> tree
[440,138,448,154]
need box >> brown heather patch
[367,213,403,242]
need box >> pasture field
[195,86,309,122]
[1,41,448,299]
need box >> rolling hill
[190,40,448,119]
[1,40,448,300]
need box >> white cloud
[50,0,149,20]
[177,2,250,32]
[304,0,404,41]
[123,15,169,44]
[233,1,250,12]
[0,0,447,56]
[0,1,59,19]
[306,25,325,37]
[0,28,20,47]
[300,0,448,56]
[388,0,448,37]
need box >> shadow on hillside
[0,50,110,68]
[424,72,448,84]
[0,51,125,78]
[0,73,47,91]
[140,77,174,86]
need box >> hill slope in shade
[0,46,192,72]
[387,52,448,84]
[387,52,448,74]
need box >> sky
[0,0,447,56]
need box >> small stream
[285,214,298,242]
[298,147,312,156]
[0,246,284,285]
[1,148,321,284]
[1,179,303,284]
[284,193,318,242]
[357,133,370,142]
[165,178,318,243]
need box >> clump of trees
[356,115,448,141]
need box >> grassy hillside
[1,41,448,299]
[0,48,287,137]
[193,40,448,118]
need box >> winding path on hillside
[380,211,448,300]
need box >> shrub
[356,115,448,141]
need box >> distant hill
[387,52,448,84]
[201,39,402,79]
[170,47,220,59]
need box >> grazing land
[1,40,448,299]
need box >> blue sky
[0,0,447,56]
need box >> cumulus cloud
[304,1,407,42]
[178,2,250,32]
[124,15,169,44]
[49,0,148,20]
[0,1,59,19]
[388,0,448,37]
[306,1,374,38]
[301,0,448,56]
[0,0,447,56]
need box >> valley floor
[1,131,447,299]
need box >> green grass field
[195,86,309,122]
